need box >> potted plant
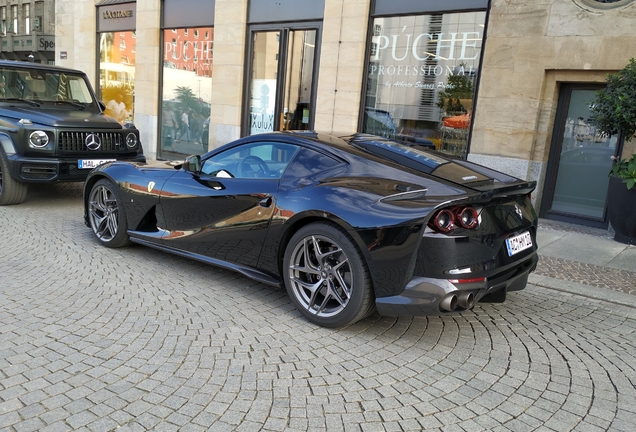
[591,58,636,244]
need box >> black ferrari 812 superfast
[83,132,538,327]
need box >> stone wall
[471,0,636,174]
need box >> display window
[99,31,136,124]
[363,12,486,158]
[246,27,318,136]
[160,27,214,156]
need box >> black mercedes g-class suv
[0,60,145,205]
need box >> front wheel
[0,147,28,205]
[283,223,375,328]
[88,178,130,248]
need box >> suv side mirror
[98,101,106,111]
[183,155,201,174]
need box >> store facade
[54,0,636,229]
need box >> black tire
[283,222,375,328]
[87,178,131,248]
[0,147,28,206]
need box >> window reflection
[160,27,214,157]
[99,32,136,124]
[364,12,486,159]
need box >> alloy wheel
[287,234,353,318]
[88,184,120,242]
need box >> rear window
[283,147,341,179]
[349,136,448,174]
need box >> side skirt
[129,236,283,288]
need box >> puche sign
[368,24,483,97]
[164,39,213,73]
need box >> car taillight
[429,206,480,233]
[432,209,455,232]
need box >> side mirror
[183,155,201,174]
[98,100,106,111]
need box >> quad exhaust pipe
[440,294,458,312]
[440,291,475,312]
[457,291,475,310]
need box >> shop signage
[250,113,274,134]
[373,32,480,64]
[164,39,213,72]
[39,37,55,51]
[97,3,136,32]
[250,80,276,135]
[102,10,134,19]
[369,30,482,89]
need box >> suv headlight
[29,131,50,148]
[126,132,138,148]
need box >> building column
[55,0,97,84]
[134,0,161,161]
[207,0,249,149]
[314,0,370,133]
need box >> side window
[201,142,299,179]
[283,147,341,180]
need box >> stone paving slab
[537,232,631,268]
[0,183,635,431]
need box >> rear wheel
[88,178,130,248]
[0,147,28,205]
[283,223,375,328]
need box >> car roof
[0,60,87,75]
[274,131,451,174]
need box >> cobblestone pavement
[0,184,635,431]
[534,255,636,295]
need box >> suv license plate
[78,159,116,169]
[506,231,533,256]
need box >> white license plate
[505,231,533,256]
[78,159,116,169]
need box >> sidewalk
[531,218,636,307]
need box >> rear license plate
[78,159,116,169]
[506,231,533,256]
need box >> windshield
[0,67,95,106]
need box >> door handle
[259,197,272,208]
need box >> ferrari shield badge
[148,181,155,193]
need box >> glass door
[248,31,280,135]
[541,84,622,227]
[246,25,319,135]
[281,29,316,131]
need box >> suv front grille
[58,132,127,153]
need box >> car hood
[0,106,124,129]
[139,159,185,171]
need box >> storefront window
[364,12,486,158]
[99,31,136,124]
[160,27,213,156]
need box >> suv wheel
[0,147,28,205]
